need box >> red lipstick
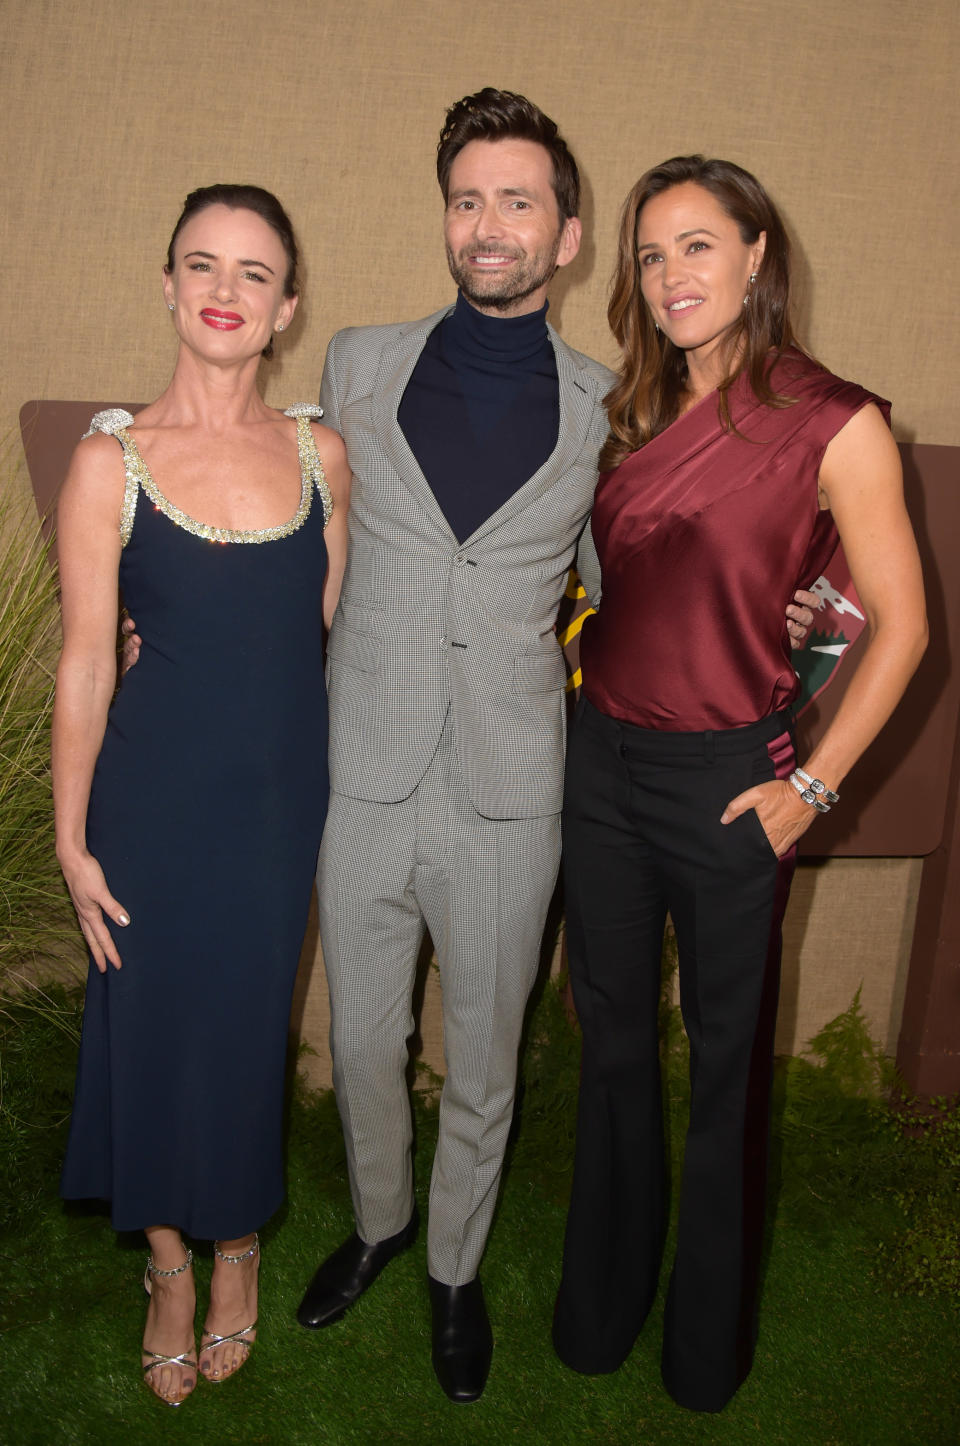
[200,308,244,330]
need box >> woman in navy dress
[53,185,350,1405]
[553,158,927,1411]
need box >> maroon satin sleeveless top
[581,350,889,731]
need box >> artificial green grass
[1,981,957,1446]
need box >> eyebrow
[636,227,722,251]
[448,186,539,202]
[183,249,275,274]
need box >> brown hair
[601,155,801,471]
[165,184,299,359]
[436,87,580,221]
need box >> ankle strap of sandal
[146,1247,193,1278]
[214,1234,259,1266]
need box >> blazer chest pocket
[514,648,566,694]
[327,623,382,675]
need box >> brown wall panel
[797,446,960,857]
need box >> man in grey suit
[295,88,610,1402]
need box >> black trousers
[553,697,797,1412]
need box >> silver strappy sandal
[199,1234,259,1384]
[142,1248,197,1406]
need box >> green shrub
[0,449,79,993]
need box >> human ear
[751,230,767,274]
[277,293,299,331]
[556,216,583,270]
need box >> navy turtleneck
[397,292,560,543]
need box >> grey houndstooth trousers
[319,712,560,1281]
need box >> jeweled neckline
[119,424,314,546]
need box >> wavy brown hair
[601,156,802,471]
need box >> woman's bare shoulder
[63,429,127,496]
[308,419,347,462]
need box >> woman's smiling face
[162,204,297,362]
[636,181,765,374]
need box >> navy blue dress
[61,409,330,1240]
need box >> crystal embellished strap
[283,403,324,419]
[82,408,136,440]
[79,410,140,545]
[120,446,140,547]
[292,413,333,527]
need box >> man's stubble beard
[445,237,562,314]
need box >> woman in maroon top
[552,157,927,1412]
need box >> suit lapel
[463,327,602,545]
[371,305,457,539]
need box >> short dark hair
[436,87,580,220]
[165,184,300,359]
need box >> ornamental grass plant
[0,440,82,1028]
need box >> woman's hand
[720,779,814,858]
[58,849,129,972]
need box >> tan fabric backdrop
[3,0,957,1078]
[3,0,957,445]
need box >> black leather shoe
[296,1209,418,1329]
[428,1274,493,1403]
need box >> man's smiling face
[443,138,581,317]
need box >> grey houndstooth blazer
[321,304,613,820]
